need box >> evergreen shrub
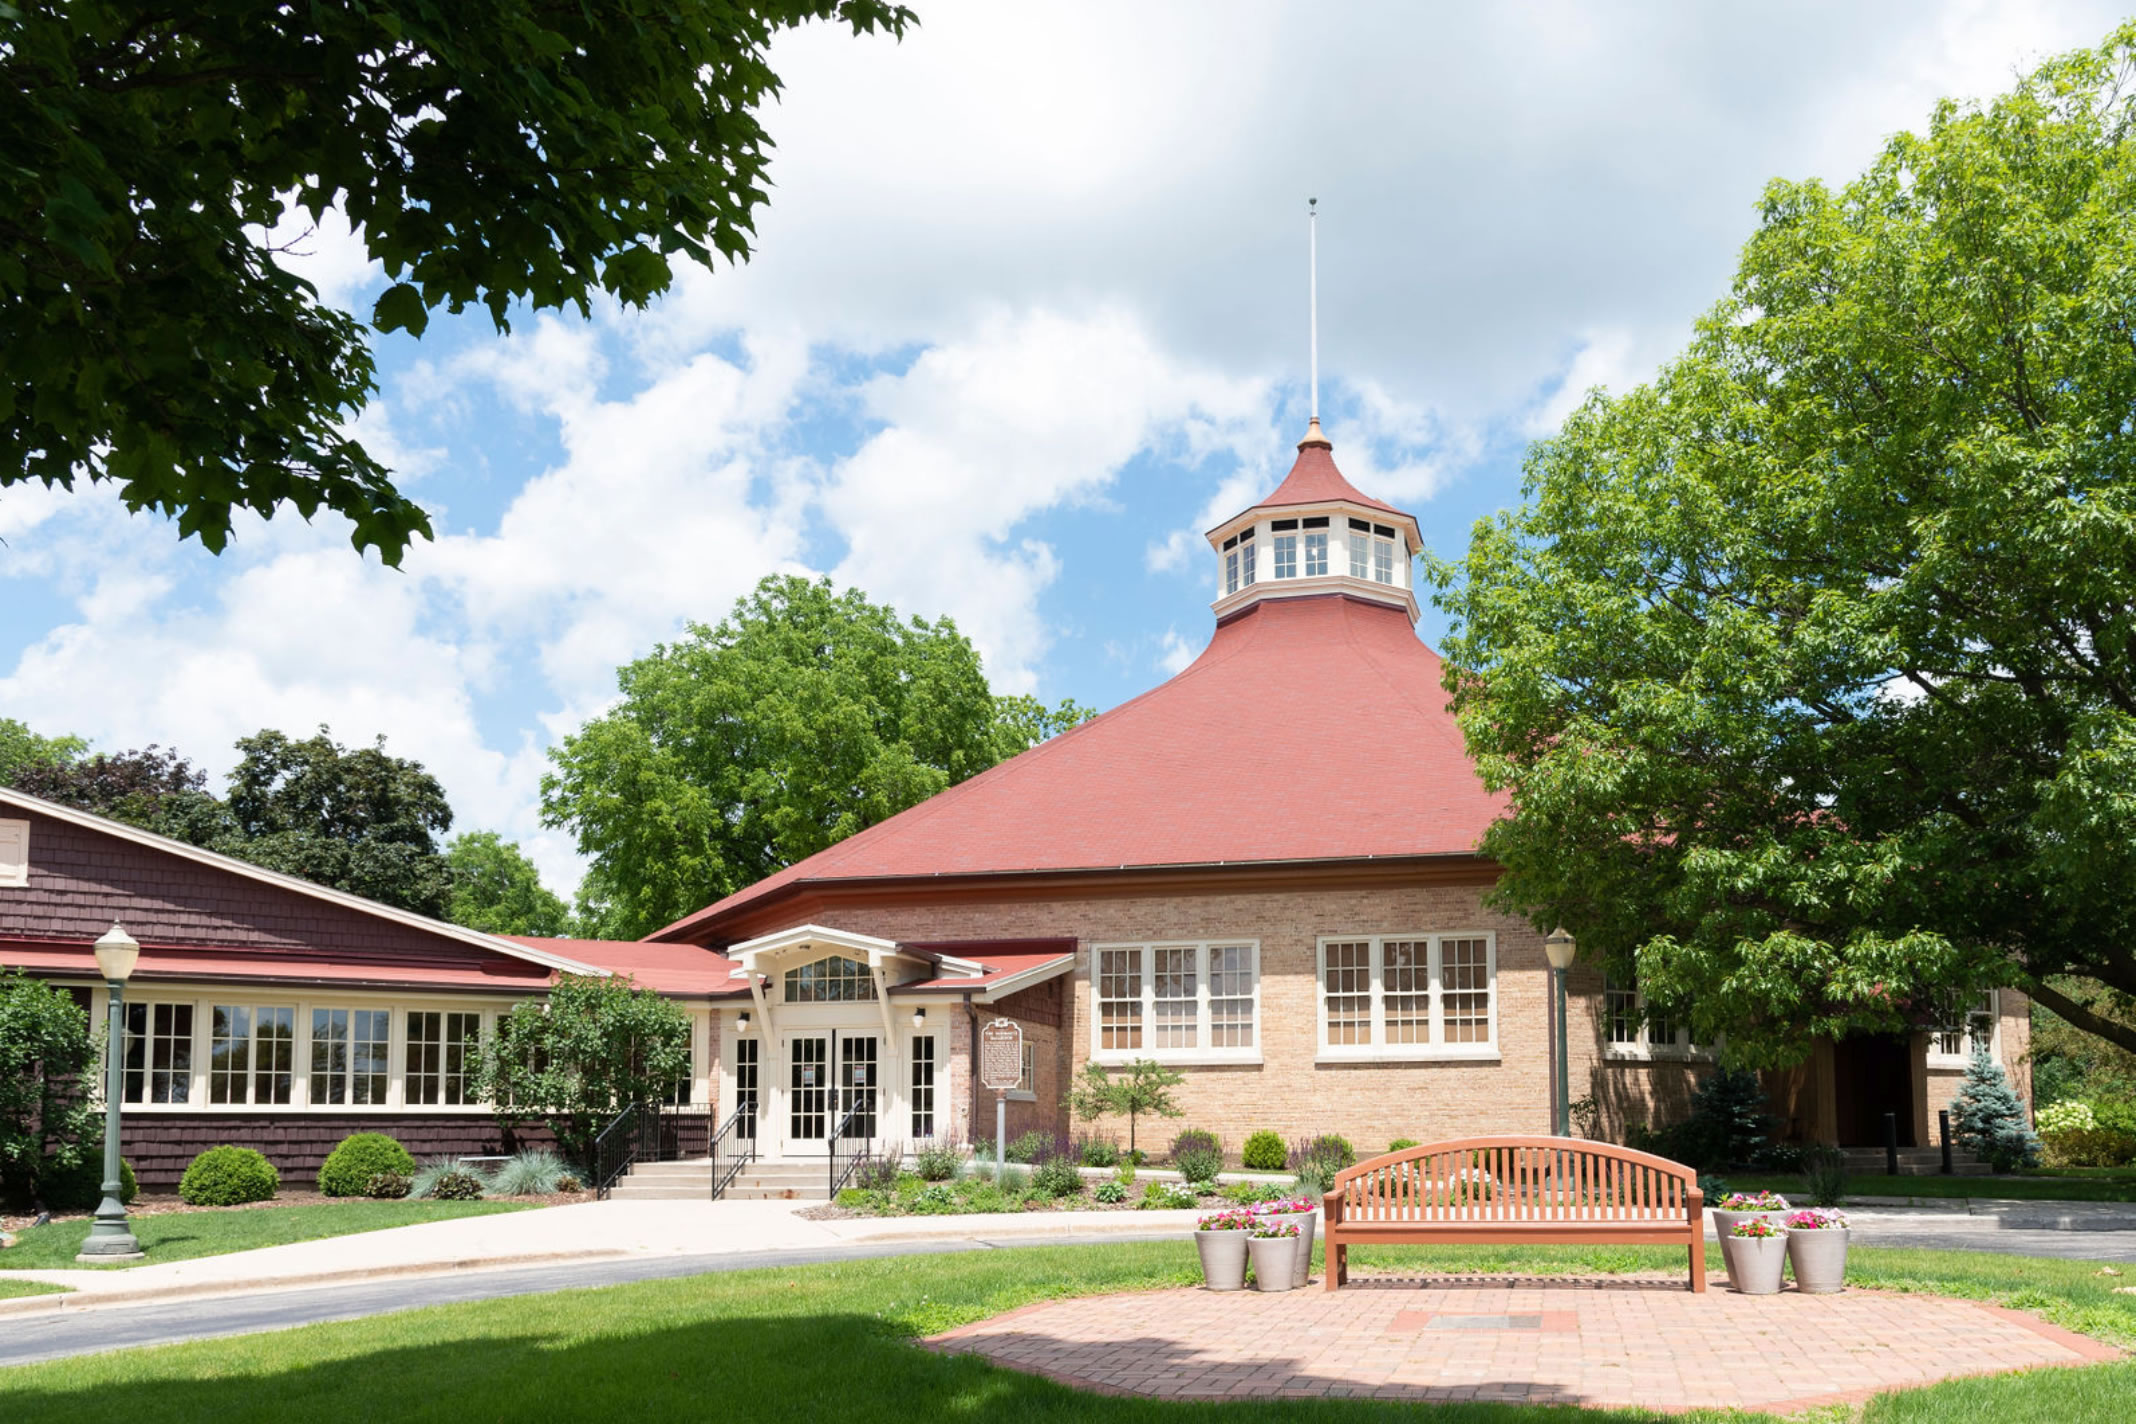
[39,1151,137,1211]
[179,1145,279,1205]
[1240,1130,1287,1171]
[318,1133,416,1196]
[1951,1049,2041,1172]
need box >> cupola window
[1347,520,1371,578]
[1303,516,1329,576]
[784,955,877,1003]
[1272,536,1296,579]
[1372,525,1397,584]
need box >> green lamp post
[1544,928,1576,1138]
[77,924,144,1262]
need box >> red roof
[500,937,744,997]
[654,593,1504,942]
[1245,438,1402,518]
[0,937,556,993]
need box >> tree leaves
[0,1,915,563]
[1433,26,2136,1064]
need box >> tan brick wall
[768,879,1672,1160]
[1923,987,2034,1142]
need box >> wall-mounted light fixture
[912,1006,926,1030]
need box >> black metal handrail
[827,1103,873,1199]
[591,1100,665,1200]
[709,1106,755,1201]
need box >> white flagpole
[1308,197,1319,423]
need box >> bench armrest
[1322,1187,1343,1225]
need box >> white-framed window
[910,1035,935,1137]
[1601,977,1709,1060]
[1225,547,1240,594]
[1090,941,1261,1064]
[1315,933,1498,1060]
[0,817,27,887]
[312,1006,392,1105]
[209,1003,296,1105]
[1348,531,1370,579]
[783,955,877,1003]
[1272,534,1298,579]
[406,1010,482,1106]
[122,1001,194,1104]
[1929,990,1998,1066]
[735,1034,760,1140]
[1303,529,1329,576]
[1374,537,1396,584]
[1012,1041,1037,1100]
[1239,531,1256,586]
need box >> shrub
[556,1172,584,1194]
[854,1150,902,1191]
[177,1145,279,1206]
[366,1171,412,1200]
[1094,1179,1127,1204]
[427,1169,487,1201]
[318,1133,416,1197]
[1642,1068,1774,1171]
[1005,1130,1054,1164]
[1075,1134,1119,1168]
[2037,1100,2097,1136]
[2042,1125,2136,1169]
[38,1151,138,1211]
[912,1183,958,1214]
[914,1142,960,1182]
[1222,1179,1287,1204]
[1174,1142,1225,1185]
[1292,1163,1332,1197]
[1951,1049,2041,1172]
[1288,1134,1355,1176]
[412,1154,491,1199]
[834,1187,881,1210]
[1239,1130,1287,1171]
[1752,1142,1807,1173]
[1169,1128,1221,1161]
[1387,1138,1420,1153]
[1800,1145,1847,1207]
[490,1149,568,1196]
[1033,1156,1084,1198]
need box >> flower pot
[1718,1234,1788,1295]
[1195,1230,1249,1291]
[1264,1209,1318,1286]
[1711,1208,1783,1250]
[1247,1235,1298,1293]
[1786,1227,1849,1294]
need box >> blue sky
[1,1,2121,895]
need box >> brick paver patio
[928,1273,2122,1412]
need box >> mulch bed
[2,1190,590,1232]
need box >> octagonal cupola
[1206,419,1423,622]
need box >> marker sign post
[979,1019,1025,1185]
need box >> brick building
[0,422,2025,1188]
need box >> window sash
[1272,534,1298,579]
[1303,531,1329,576]
[783,955,877,1003]
[909,1035,935,1138]
[1930,990,1998,1061]
[1091,942,1258,1060]
[1601,976,1707,1058]
[1348,532,1370,578]
[1373,539,1395,583]
[123,1001,194,1104]
[1317,934,1497,1057]
[1225,549,1239,594]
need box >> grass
[0,1279,68,1300]
[1718,1172,2134,1203]
[0,1242,2127,1422]
[0,1199,535,1271]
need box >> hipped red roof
[654,593,1505,942]
[501,936,744,997]
[1246,440,1402,518]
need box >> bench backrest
[1328,1136,1700,1223]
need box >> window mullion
[1368,938,1385,1047]
[1428,938,1444,1046]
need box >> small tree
[0,973,99,1208]
[478,974,690,1167]
[1069,1058,1185,1158]
[1950,1048,2042,1172]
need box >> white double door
[778,1029,880,1157]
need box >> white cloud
[1157,628,1201,675]
[1524,327,1644,438]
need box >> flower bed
[808,1169,1299,1219]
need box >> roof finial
[1302,199,1329,451]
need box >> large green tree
[1,1,911,563]
[0,719,85,783]
[1433,29,2135,1063]
[478,973,691,1165]
[8,741,235,846]
[0,972,99,1208]
[224,728,455,917]
[546,575,1094,939]
[446,831,573,939]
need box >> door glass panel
[838,1035,878,1138]
[736,1036,759,1140]
[789,1036,827,1141]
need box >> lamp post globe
[1543,930,1576,1138]
[79,924,144,1261]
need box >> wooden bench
[1321,1136,1706,1292]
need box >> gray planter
[1195,1230,1249,1291]
[1247,1235,1298,1293]
[1786,1227,1850,1294]
[1718,1233,1788,1295]
[1710,1208,1783,1249]
[1263,1208,1318,1286]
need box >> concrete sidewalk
[2,1195,2126,1317]
[0,1201,1206,1311]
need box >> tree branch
[2027,978,2136,1053]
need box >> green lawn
[0,1200,535,1271]
[0,1279,68,1300]
[1719,1172,2133,1203]
[0,1242,2127,1422]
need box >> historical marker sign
[979,1019,1025,1092]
